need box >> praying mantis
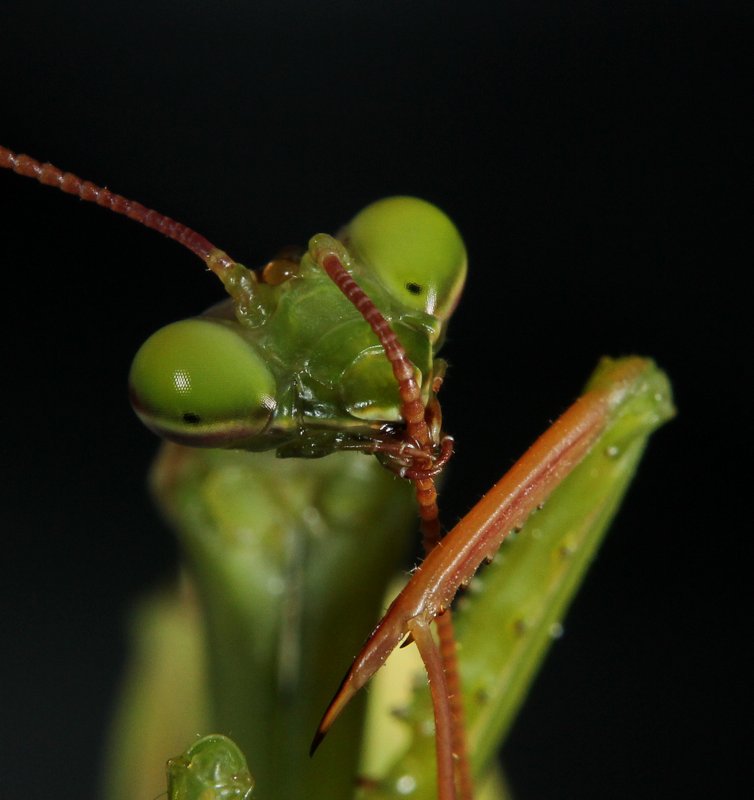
[1,145,673,800]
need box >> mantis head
[128,196,466,451]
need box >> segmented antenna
[0,145,256,313]
[308,234,472,800]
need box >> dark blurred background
[0,2,745,798]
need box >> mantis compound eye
[129,318,276,447]
[346,196,467,321]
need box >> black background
[0,2,745,799]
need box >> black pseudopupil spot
[406,282,423,295]
[183,412,201,424]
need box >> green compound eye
[346,196,467,321]
[129,318,276,447]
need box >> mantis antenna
[0,145,259,319]
[307,234,472,800]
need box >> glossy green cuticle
[346,196,467,320]
[129,318,276,439]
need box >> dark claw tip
[309,728,326,757]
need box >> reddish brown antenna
[309,235,471,800]
[0,145,257,312]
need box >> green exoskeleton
[1,145,674,800]
[129,195,465,460]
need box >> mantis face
[128,196,466,454]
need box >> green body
[103,449,414,800]
[106,199,674,800]
[108,361,673,800]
